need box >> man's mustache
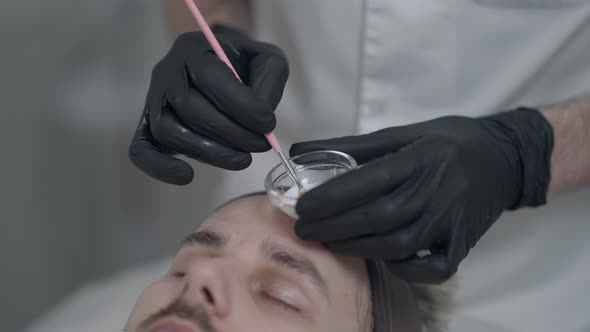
[138,298,217,332]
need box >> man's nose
[185,257,232,318]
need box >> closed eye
[261,292,301,313]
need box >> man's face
[125,195,371,332]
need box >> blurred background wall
[0,1,224,330]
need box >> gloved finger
[321,221,426,261]
[129,112,194,186]
[168,88,271,153]
[246,44,289,109]
[291,134,386,164]
[186,54,276,135]
[386,252,456,284]
[290,127,420,164]
[217,36,251,81]
[295,179,426,241]
[159,59,189,110]
[445,220,469,273]
[215,36,289,108]
[150,107,253,171]
[296,148,419,220]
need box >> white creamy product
[279,181,318,218]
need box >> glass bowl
[264,150,358,218]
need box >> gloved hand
[291,108,554,284]
[129,25,289,185]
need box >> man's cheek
[125,279,180,331]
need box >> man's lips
[150,318,203,332]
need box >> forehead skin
[203,195,324,252]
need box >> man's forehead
[200,195,295,234]
[197,195,327,256]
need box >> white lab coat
[209,1,590,331]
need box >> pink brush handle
[183,0,283,153]
[263,133,282,152]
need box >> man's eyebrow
[260,239,330,302]
[181,229,229,249]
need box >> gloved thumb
[290,128,416,164]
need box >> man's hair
[214,193,454,332]
[365,260,454,332]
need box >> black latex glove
[129,26,289,185]
[291,108,554,284]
